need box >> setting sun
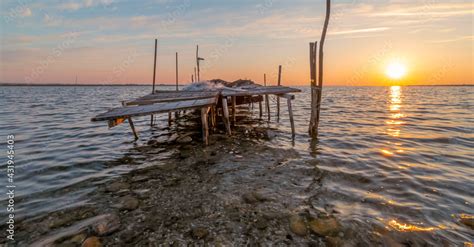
[386,62,407,80]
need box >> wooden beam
[312,0,331,138]
[287,98,295,137]
[231,96,236,123]
[277,65,282,122]
[128,117,139,140]
[201,107,209,145]
[151,39,158,126]
[277,93,295,100]
[152,39,157,94]
[175,52,179,91]
[264,73,270,121]
[221,97,232,135]
[309,42,318,137]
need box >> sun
[386,62,407,80]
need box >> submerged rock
[191,226,209,239]
[308,217,341,236]
[68,233,87,245]
[119,195,139,211]
[255,216,269,229]
[93,214,121,236]
[177,136,193,144]
[460,216,474,230]
[82,236,102,247]
[105,182,130,192]
[32,214,120,246]
[242,191,270,204]
[289,215,307,236]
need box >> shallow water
[0,85,473,244]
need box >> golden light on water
[388,219,439,232]
[382,86,406,155]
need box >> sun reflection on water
[382,86,406,155]
[388,219,442,232]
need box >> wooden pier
[91,85,300,144]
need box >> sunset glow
[386,62,407,80]
[0,1,472,85]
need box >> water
[0,85,473,244]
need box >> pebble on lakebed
[105,181,130,192]
[82,236,102,247]
[308,216,341,236]
[191,226,209,239]
[289,215,307,236]
[289,214,342,238]
[118,195,139,210]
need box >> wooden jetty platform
[91,85,300,144]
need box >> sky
[0,0,472,86]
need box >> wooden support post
[309,42,318,137]
[175,52,179,118]
[168,112,172,126]
[128,117,139,140]
[210,106,216,129]
[196,45,204,81]
[192,74,194,83]
[222,97,232,135]
[259,99,263,119]
[277,65,282,122]
[231,96,236,123]
[196,45,199,81]
[175,52,179,91]
[265,94,270,121]
[201,107,209,145]
[150,38,158,126]
[264,74,270,121]
[309,0,330,138]
[152,39,157,93]
[194,67,197,82]
[287,98,295,137]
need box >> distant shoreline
[0,83,472,87]
[0,83,177,87]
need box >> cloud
[429,35,474,44]
[59,2,82,11]
[19,7,32,17]
[58,0,114,11]
[331,27,390,36]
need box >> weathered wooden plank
[221,97,232,135]
[92,97,217,122]
[221,86,300,97]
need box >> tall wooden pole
[309,42,318,136]
[277,65,282,122]
[264,73,270,120]
[151,38,157,126]
[194,67,197,83]
[196,45,200,82]
[309,0,331,138]
[175,52,179,91]
[152,39,157,93]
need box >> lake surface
[0,85,472,244]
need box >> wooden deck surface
[221,86,300,97]
[125,91,220,105]
[92,97,217,121]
